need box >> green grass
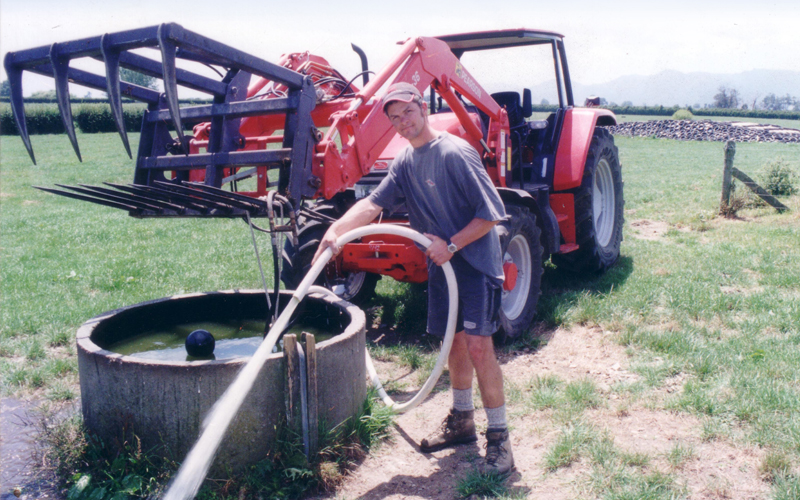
[554,432,686,500]
[367,331,440,388]
[525,375,601,421]
[543,421,596,470]
[759,451,792,483]
[36,389,394,499]
[543,425,687,500]
[772,474,800,500]
[544,425,687,500]
[3,130,800,497]
[664,443,694,470]
[527,136,798,497]
[455,469,511,499]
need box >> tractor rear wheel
[281,202,379,304]
[553,127,624,273]
[496,204,543,343]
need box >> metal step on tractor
[5,24,623,342]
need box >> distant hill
[530,69,800,108]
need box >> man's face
[386,100,427,142]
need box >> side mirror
[522,88,532,118]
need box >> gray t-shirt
[368,132,507,284]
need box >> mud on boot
[419,408,477,452]
[480,428,514,475]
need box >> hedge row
[75,104,146,133]
[0,103,164,135]
[0,104,67,135]
[691,108,800,120]
[530,104,800,120]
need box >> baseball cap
[380,82,423,113]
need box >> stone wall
[605,120,800,143]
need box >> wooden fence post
[720,140,735,213]
[719,139,789,213]
[283,334,300,432]
[302,332,319,457]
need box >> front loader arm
[314,36,511,199]
[5,25,509,216]
[4,23,325,218]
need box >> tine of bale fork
[100,34,132,158]
[33,186,137,212]
[157,24,186,154]
[78,184,185,211]
[4,54,35,164]
[150,182,237,211]
[185,182,271,209]
[105,183,210,213]
[49,43,82,162]
[153,181,260,212]
[55,184,164,211]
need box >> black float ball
[185,329,215,357]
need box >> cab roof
[434,28,565,53]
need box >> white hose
[307,227,458,412]
[163,224,458,500]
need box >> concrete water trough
[76,289,366,474]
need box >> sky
[2,0,799,98]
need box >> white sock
[452,387,474,412]
[485,404,507,430]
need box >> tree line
[713,86,798,111]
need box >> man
[312,82,513,474]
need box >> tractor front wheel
[281,202,379,304]
[553,128,624,273]
[496,204,543,343]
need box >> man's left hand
[424,233,454,266]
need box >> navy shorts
[426,254,502,337]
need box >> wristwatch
[447,241,459,253]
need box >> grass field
[1,131,799,498]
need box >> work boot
[419,408,477,452]
[480,429,515,475]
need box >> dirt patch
[501,325,637,392]
[322,325,773,499]
[597,408,769,500]
[630,219,671,241]
[685,441,769,500]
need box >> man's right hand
[312,229,339,265]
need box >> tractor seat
[491,91,524,128]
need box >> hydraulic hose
[164,224,458,500]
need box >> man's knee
[465,335,495,365]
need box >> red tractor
[5,25,623,341]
